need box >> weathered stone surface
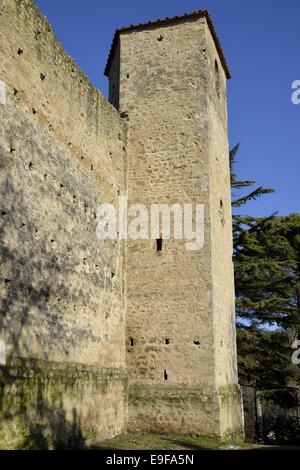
[0,0,127,446]
[0,0,244,447]
[107,15,244,437]
[0,357,127,449]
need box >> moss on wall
[0,357,128,449]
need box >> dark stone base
[128,382,244,439]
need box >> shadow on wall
[0,374,86,449]
[26,400,84,449]
[0,127,87,449]
[27,403,85,450]
[0,176,72,358]
[0,124,91,359]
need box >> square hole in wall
[156,238,162,251]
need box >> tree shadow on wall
[0,152,78,359]
[0,147,87,449]
[0,363,86,449]
[26,401,85,450]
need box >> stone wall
[0,0,127,447]
[205,22,244,435]
[0,0,244,447]
[0,357,127,449]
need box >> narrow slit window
[164,369,168,380]
[215,60,220,98]
[156,238,162,251]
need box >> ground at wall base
[90,433,300,450]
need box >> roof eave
[104,10,231,79]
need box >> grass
[96,433,261,450]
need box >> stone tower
[106,10,243,438]
[0,0,245,447]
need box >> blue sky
[35,0,300,217]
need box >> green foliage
[237,326,297,406]
[230,144,275,208]
[235,214,300,330]
[231,145,300,406]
